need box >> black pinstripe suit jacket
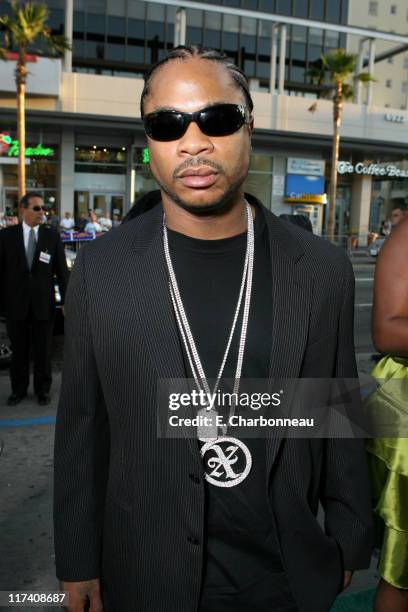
[54,194,373,612]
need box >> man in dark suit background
[54,46,372,612]
[0,192,69,406]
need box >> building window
[390,4,397,14]
[324,29,340,50]
[3,158,58,190]
[75,146,127,174]
[326,2,341,22]
[293,0,308,18]
[404,57,408,70]
[203,11,222,48]
[402,82,408,93]
[309,0,324,20]
[387,56,394,64]
[222,14,239,58]
[386,79,392,88]
[368,1,378,16]
[275,0,292,17]
[67,0,350,96]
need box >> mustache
[173,157,225,179]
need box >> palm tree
[0,1,70,201]
[309,49,373,242]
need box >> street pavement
[0,256,380,609]
[0,376,60,610]
[353,260,376,354]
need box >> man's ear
[248,118,254,134]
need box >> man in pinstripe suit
[54,46,373,612]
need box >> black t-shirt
[167,206,298,612]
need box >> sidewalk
[0,375,59,602]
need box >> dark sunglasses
[31,205,45,212]
[143,103,251,142]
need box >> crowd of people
[47,209,122,233]
[0,207,122,232]
[1,204,405,239]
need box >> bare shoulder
[378,218,408,266]
[390,217,408,244]
[389,217,408,245]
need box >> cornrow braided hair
[140,44,254,117]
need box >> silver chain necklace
[163,201,254,488]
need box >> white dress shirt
[22,221,39,251]
[60,217,75,230]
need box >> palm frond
[356,71,376,83]
[0,1,70,57]
[0,14,11,30]
[307,64,324,86]
[321,49,357,83]
[12,2,49,45]
[0,21,12,52]
[42,31,71,54]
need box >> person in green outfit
[368,216,408,612]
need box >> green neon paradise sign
[142,147,149,164]
[0,132,55,158]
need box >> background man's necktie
[26,228,36,269]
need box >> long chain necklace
[163,201,254,487]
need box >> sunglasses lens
[144,104,247,141]
[200,105,247,137]
[144,112,185,142]
[33,206,43,211]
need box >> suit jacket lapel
[126,204,186,379]
[18,223,29,272]
[262,209,313,472]
[125,204,201,463]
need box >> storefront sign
[384,112,405,123]
[337,161,408,178]
[287,157,325,177]
[0,132,55,158]
[142,147,150,164]
[285,194,327,204]
[285,174,327,204]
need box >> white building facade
[347,0,408,110]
